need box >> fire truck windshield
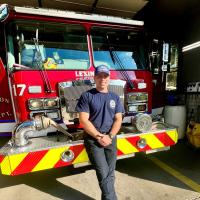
[91,27,148,70]
[7,21,89,70]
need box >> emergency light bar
[14,6,144,26]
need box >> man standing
[76,65,124,200]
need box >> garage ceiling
[1,0,199,21]
[0,0,148,18]
[135,0,200,40]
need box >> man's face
[94,72,110,90]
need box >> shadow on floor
[0,161,94,200]
[116,139,200,191]
[0,137,95,199]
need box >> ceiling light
[182,41,200,52]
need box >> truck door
[0,25,15,135]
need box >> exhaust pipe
[13,116,73,147]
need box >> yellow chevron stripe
[10,153,28,172]
[141,134,164,148]
[32,147,69,172]
[1,153,28,175]
[1,156,12,175]
[117,138,139,154]
[166,130,178,143]
[72,148,89,164]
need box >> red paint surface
[0,155,5,164]
[12,69,152,121]
[155,132,176,146]
[0,59,14,122]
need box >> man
[76,65,124,200]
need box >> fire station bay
[0,1,200,200]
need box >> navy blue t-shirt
[75,88,124,133]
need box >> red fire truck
[0,4,178,176]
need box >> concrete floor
[0,138,200,200]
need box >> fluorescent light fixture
[182,41,200,52]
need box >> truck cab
[0,4,178,176]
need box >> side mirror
[149,39,160,74]
[0,4,9,22]
[162,43,170,62]
[16,33,25,48]
[161,43,170,72]
[149,51,159,74]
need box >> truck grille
[63,85,92,112]
[59,80,125,123]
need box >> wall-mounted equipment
[186,82,200,93]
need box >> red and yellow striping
[0,129,177,176]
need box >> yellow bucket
[186,122,200,148]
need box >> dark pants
[84,136,117,200]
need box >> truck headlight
[138,104,147,112]
[128,105,137,112]
[128,104,147,113]
[44,98,59,109]
[127,93,148,103]
[28,98,59,110]
[28,99,43,110]
[137,93,148,101]
[128,94,137,103]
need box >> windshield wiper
[33,29,53,93]
[106,35,134,89]
[110,48,134,89]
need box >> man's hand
[97,134,112,147]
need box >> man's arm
[109,112,123,137]
[97,112,123,146]
[79,112,103,139]
[79,112,112,146]
[79,112,122,146]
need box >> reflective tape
[0,129,178,175]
